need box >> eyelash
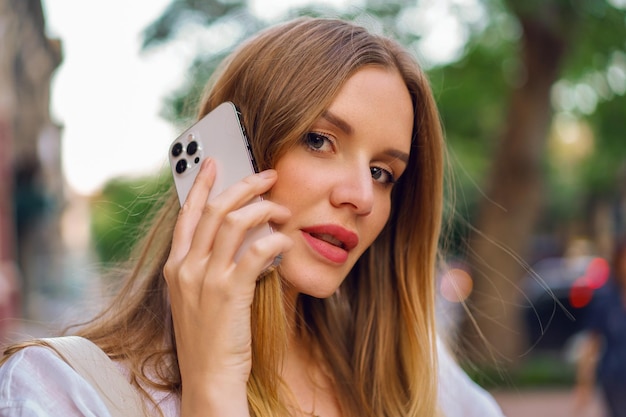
[371,166,396,186]
[302,132,397,186]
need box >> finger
[169,158,217,262]
[187,170,278,258]
[208,200,291,272]
[233,233,293,283]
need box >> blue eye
[371,166,396,185]
[304,132,333,152]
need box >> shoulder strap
[42,336,145,417]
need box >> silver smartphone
[168,101,273,262]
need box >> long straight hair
[199,19,444,415]
[2,17,445,417]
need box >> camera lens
[187,141,198,156]
[175,159,187,174]
[171,142,183,157]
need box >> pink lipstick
[301,224,359,264]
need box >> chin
[278,263,345,300]
[300,286,339,300]
[284,277,342,300]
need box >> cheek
[362,198,392,246]
[269,156,312,206]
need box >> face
[268,66,414,298]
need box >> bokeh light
[569,276,594,308]
[568,257,610,308]
[440,268,474,303]
[585,257,610,290]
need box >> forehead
[325,66,414,151]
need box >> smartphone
[168,101,273,263]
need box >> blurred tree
[458,0,574,365]
[142,0,267,129]
[99,0,626,369]
[460,0,626,366]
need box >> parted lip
[301,224,359,251]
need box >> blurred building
[0,0,63,338]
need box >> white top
[0,340,504,417]
[436,339,505,417]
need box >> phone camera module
[171,142,183,157]
[175,159,188,174]
[187,141,198,156]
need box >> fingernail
[259,169,276,179]
[201,158,213,169]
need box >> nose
[329,164,374,215]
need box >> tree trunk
[462,15,568,366]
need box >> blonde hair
[3,17,445,417]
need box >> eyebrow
[385,148,410,165]
[322,110,353,135]
[322,110,410,165]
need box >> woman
[0,17,503,417]
[576,238,626,417]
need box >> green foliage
[90,172,172,265]
[559,2,626,81]
[582,96,626,195]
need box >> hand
[163,158,292,416]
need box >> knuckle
[223,211,239,227]
[163,257,177,273]
[178,200,193,216]
[243,175,268,192]
[164,259,196,288]
[248,240,270,258]
[242,175,258,186]
[175,203,196,226]
[202,201,225,218]
[177,261,201,286]
[162,262,176,283]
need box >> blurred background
[1,0,625,415]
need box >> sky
[41,0,470,195]
[42,0,183,195]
